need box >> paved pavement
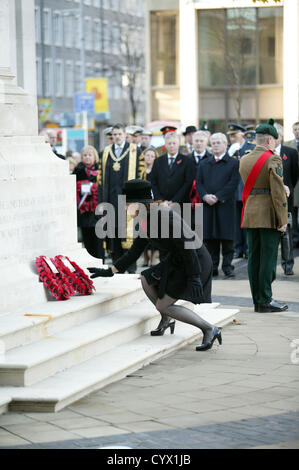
[0,250,298,449]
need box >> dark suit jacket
[52,148,65,160]
[280,144,299,211]
[189,150,211,179]
[196,153,240,240]
[150,153,194,203]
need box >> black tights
[141,275,213,334]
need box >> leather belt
[250,189,270,195]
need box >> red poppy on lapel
[283,155,287,160]
[177,160,182,165]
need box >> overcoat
[279,145,299,211]
[239,145,288,229]
[150,153,194,203]
[196,153,240,240]
[114,207,213,304]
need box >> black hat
[255,119,278,139]
[122,179,153,204]
[183,125,197,136]
[227,123,246,135]
[245,130,256,142]
[160,125,177,135]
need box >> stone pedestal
[0,1,87,314]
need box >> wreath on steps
[54,255,95,296]
[35,256,72,301]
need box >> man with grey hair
[274,122,299,275]
[150,132,194,206]
[190,130,211,174]
[196,132,240,278]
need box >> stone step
[0,395,11,415]
[0,300,221,387]
[0,305,238,413]
[0,274,143,351]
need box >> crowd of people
[41,120,299,275]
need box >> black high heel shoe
[196,326,222,351]
[151,319,176,336]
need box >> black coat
[196,153,240,240]
[73,162,99,228]
[150,153,194,203]
[114,207,213,304]
[280,145,299,211]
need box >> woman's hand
[87,267,114,278]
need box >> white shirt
[214,152,226,161]
[114,141,126,157]
[275,144,281,155]
[167,153,178,165]
[194,151,206,164]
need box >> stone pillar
[283,0,299,140]
[179,0,199,129]
[0,0,81,314]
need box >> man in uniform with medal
[97,124,145,272]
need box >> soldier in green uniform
[239,120,289,313]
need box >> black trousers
[204,239,234,274]
[280,215,294,272]
[81,227,105,261]
[234,201,248,255]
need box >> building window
[103,22,110,53]
[74,15,81,48]
[112,24,120,55]
[196,6,283,124]
[43,8,52,45]
[53,11,63,46]
[55,61,64,97]
[65,61,74,97]
[64,14,73,48]
[94,20,101,51]
[44,59,53,97]
[150,11,179,86]
[36,57,42,96]
[35,6,41,43]
[85,17,92,50]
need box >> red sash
[241,150,273,227]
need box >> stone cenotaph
[0,0,90,314]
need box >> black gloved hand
[187,275,204,302]
[87,267,114,279]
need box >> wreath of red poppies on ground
[76,180,98,213]
[35,256,72,300]
[54,255,94,296]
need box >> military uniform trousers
[247,228,281,305]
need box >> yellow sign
[85,78,109,114]
[38,99,52,122]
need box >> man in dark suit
[150,132,194,206]
[189,130,211,178]
[196,132,240,278]
[227,123,255,259]
[274,123,299,275]
[48,130,65,160]
[285,121,299,247]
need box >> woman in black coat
[73,145,104,261]
[88,179,222,352]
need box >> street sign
[74,92,95,114]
